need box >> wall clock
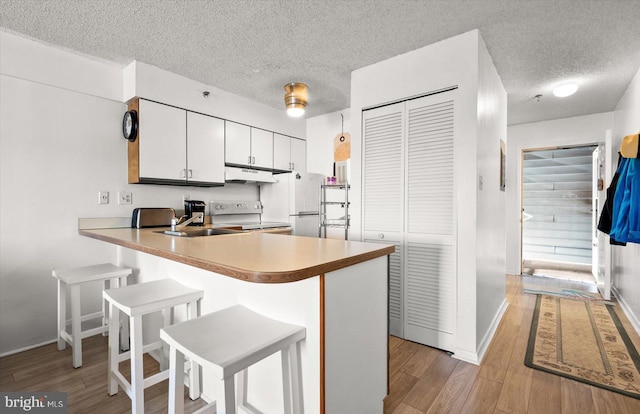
[122,110,138,142]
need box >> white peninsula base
[115,245,388,413]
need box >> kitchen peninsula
[80,227,394,413]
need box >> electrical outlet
[118,191,132,205]
[98,191,109,204]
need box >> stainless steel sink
[155,228,240,237]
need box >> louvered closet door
[363,239,403,336]
[362,102,405,337]
[404,91,456,351]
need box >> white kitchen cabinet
[251,127,273,169]
[225,122,273,170]
[131,99,224,185]
[138,99,187,182]
[274,133,306,172]
[187,112,225,184]
[273,133,291,171]
[224,121,251,166]
[362,90,457,352]
[291,137,306,172]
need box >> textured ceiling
[1,0,640,125]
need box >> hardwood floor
[384,274,640,414]
[2,274,639,413]
[0,336,205,413]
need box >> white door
[290,138,306,172]
[362,102,405,337]
[273,133,291,171]
[250,127,273,169]
[225,121,251,166]
[593,134,612,300]
[404,92,456,351]
[138,99,186,181]
[187,112,225,184]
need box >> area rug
[525,295,640,399]
[523,283,615,305]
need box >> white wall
[611,66,640,332]
[351,30,506,362]
[505,112,614,275]
[306,109,351,176]
[305,109,353,239]
[0,31,293,355]
[125,61,306,139]
[475,36,508,352]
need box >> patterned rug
[526,295,640,399]
[523,283,615,305]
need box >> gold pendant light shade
[284,82,308,117]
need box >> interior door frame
[519,143,604,275]
[599,131,613,299]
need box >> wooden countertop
[79,228,394,283]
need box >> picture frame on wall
[500,140,506,191]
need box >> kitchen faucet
[170,213,203,231]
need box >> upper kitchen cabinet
[274,133,306,173]
[225,122,273,170]
[128,98,225,186]
[186,111,225,184]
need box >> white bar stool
[52,263,132,368]
[104,279,204,414]
[160,305,306,414]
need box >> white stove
[210,201,291,232]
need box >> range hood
[225,166,276,184]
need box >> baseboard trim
[612,286,640,337]
[0,338,57,358]
[453,298,509,365]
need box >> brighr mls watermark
[0,392,67,413]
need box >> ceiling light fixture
[284,82,308,117]
[553,83,578,98]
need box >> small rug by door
[523,284,615,305]
[526,295,640,399]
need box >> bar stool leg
[107,301,120,396]
[217,376,236,414]
[70,284,82,368]
[130,315,145,414]
[160,308,173,371]
[117,276,129,351]
[168,345,185,414]
[281,348,292,414]
[186,300,200,400]
[102,280,108,336]
[237,369,248,410]
[290,341,304,414]
[57,279,66,351]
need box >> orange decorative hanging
[333,114,350,162]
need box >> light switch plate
[98,191,109,204]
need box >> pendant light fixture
[284,82,308,117]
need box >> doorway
[521,145,598,285]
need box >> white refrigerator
[260,172,325,237]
